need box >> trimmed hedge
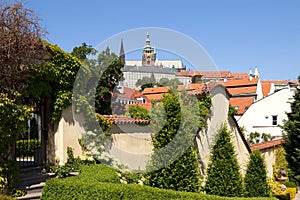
[41,178,277,200]
[73,164,120,183]
[16,139,41,157]
[41,164,277,200]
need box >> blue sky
[11,0,300,80]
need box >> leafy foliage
[136,73,156,91]
[15,139,41,157]
[41,164,277,200]
[282,75,300,183]
[204,124,244,197]
[28,42,82,122]
[126,104,150,120]
[244,150,270,197]
[71,42,96,61]
[274,146,289,176]
[146,91,210,192]
[94,48,124,114]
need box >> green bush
[15,139,41,157]
[41,178,277,200]
[204,125,244,197]
[244,150,270,197]
[41,164,277,200]
[74,164,120,183]
[284,181,297,188]
[0,194,16,200]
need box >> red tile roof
[250,138,285,151]
[229,97,254,115]
[224,78,259,87]
[201,71,231,78]
[176,70,203,77]
[227,86,257,95]
[261,80,289,85]
[261,82,272,97]
[143,87,169,94]
[113,87,143,100]
[102,115,150,124]
[230,73,249,79]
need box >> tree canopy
[283,75,300,183]
[0,3,49,92]
[244,150,270,197]
[204,124,243,197]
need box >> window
[272,115,278,126]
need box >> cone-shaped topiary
[204,124,244,197]
[244,150,270,197]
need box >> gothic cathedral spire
[119,38,125,65]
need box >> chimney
[249,75,253,82]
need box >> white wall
[238,88,293,139]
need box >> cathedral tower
[142,33,156,66]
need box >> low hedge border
[41,164,277,200]
[41,178,277,200]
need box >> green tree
[71,42,96,61]
[136,73,156,91]
[146,91,209,192]
[282,75,300,183]
[126,104,150,120]
[94,51,124,114]
[204,124,243,197]
[244,150,270,197]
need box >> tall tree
[244,150,270,197]
[282,76,300,183]
[95,47,123,114]
[71,42,96,61]
[204,124,244,197]
[146,91,209,192]
[0,3,49,93]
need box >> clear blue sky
[10,0,300,80]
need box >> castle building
[120,33,191,90]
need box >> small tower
[142,33,156,66]
[119,38,125,65]
[254,66,259,78]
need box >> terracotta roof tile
[102,115,150,124]
[230,73,249,79]
[229,97,254,115]
[144,93,164,101]
[176,70,203,76]
[261,80,289,85]
[224,78,259,87]
[250,138,285,151]
[261,82,272,97]
[142,87,169,94]
[113,87,143,100]
[137,102,152,111]
[227,86,257,95]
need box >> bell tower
[142,33,156,66]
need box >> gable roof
[250,138,285,151]
[229,97,254,115]
[261,82,272,97]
